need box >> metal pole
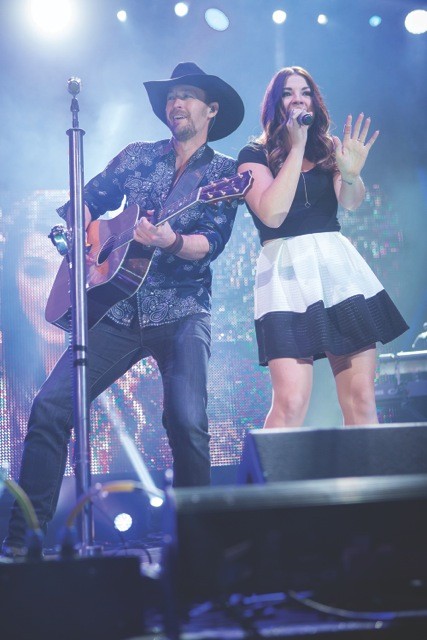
[66,77,95,553]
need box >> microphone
[297,112,313,126]
[67,77,81,96]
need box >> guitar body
[45,204,154,330]
[45,170,253,331]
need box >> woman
[238,66,408,428]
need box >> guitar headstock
[198,170,253,204]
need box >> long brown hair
[256,66,337,177]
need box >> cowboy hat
[143,62,244,141]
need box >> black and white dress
[238,144,409,365]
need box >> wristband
[163,231,184,255]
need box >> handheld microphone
[297,112,313,126]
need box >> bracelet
[341,178,354,185]
[163,231,184,255]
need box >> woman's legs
[327,345,378,426]
[264,345,378,429]
[264,357,314,428]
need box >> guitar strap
[156,144,214,227]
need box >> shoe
[0,544,28,561]
[2,527,46,562]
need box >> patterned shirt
[58,139,238,328]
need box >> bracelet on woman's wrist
[163,231,184,255]
[341,176,359,186]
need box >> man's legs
[3,319,143,552]
[149,314,211,487]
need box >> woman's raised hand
[332,113,379,182]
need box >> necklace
[300,172,311,208]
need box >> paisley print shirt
[58,140,238,328]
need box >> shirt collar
[161,139,211,165]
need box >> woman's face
[281,74,313,118]
[17,231,64,344]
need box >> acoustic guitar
[45,170,253,331]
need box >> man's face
[165,84,215,142]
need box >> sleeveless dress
[238,144,409,365]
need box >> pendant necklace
[300,172,311,208]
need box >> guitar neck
[154,190,198,227]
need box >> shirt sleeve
[183,156,239,262]
[56,145,131,221]
[82,148,130,219]
[237,144,269,168]
[190,199,238,262]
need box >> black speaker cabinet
[238,423,427,484]
[164,475,427,610]
[0,556,144,640]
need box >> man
[2,62,244,557]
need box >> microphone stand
[66,77,96,555]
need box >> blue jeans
[5,313,211,548]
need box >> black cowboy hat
[143,62,244,141]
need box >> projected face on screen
[17,231,64,346]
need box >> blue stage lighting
[405,9,427,34]
[114,512,133,532]
[29,0,74,36]
[205,8,229,31]
[175,3,189,18]
[272,10,287,25]
[369,15,382,28]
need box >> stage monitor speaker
[238,423,427,484]
[163,475,427,611]
[0,556,144,640]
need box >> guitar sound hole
[98,237,116,264]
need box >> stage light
[405,9,427,34]
[174,2,189,18]
[317,14,328,25]
[150,495,164,508]
[29,0,74,35]
[205,8,229,31]
[114,512,133,532]
[272,10,287,25]
[117,10,127,23]
[369,15,382,28]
